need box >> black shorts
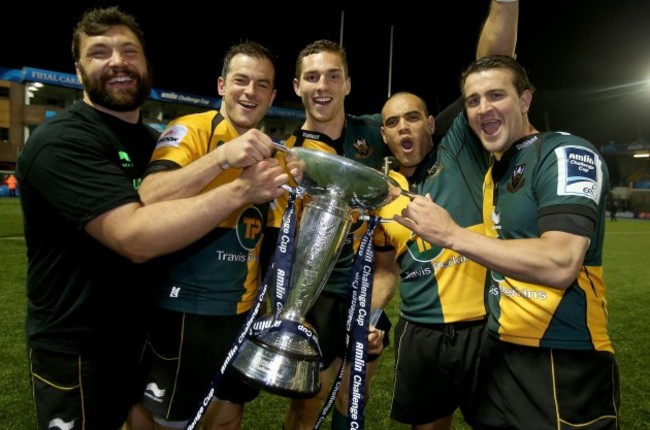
[305,292,391,369]
[139,309,259,422]
[29,344,145,430]
[390,317,486,425]
[473,337,620,429]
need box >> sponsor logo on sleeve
[156,124,188,149]
[555,145,602,203]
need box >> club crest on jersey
[352,138,370,158]
[426,161,444,179]
[507,164,526,193]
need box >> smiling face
[75,24,152,115]
[293,51,351,133]
[218,53,276,135]
[463,68,532,160]
[381,93,434,177]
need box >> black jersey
[16,101,159,354]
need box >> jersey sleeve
[27,131,140,229]
[535,134,603,221]
[148,113,213,169]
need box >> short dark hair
[295,39,348,79]
[71,6,146,62]
[385,91,430,117]
[222,41,277,88]
[460,55,536,96]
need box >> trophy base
[230,320,322,398]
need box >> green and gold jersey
[376,112,489,324]
[483,131,612,352]
[148,110,268,316]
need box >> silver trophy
[230,146,399,397]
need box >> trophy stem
[283,189,352,320]
[231,188,352,397]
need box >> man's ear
[520,89,533,114]
[293,78,301,97]
[217,76,226,97]
[75,63,83,84]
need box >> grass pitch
[1,198,648,429]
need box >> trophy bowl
[275,144,400,209]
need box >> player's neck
[302,113,346,140]
[83,96,140,124]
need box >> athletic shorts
[29,344,145,430]
[472,337,620,430]
[139,309,259,422]
[390,317,486,425]
[306,292,391,369]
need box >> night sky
[4,1,650,145]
